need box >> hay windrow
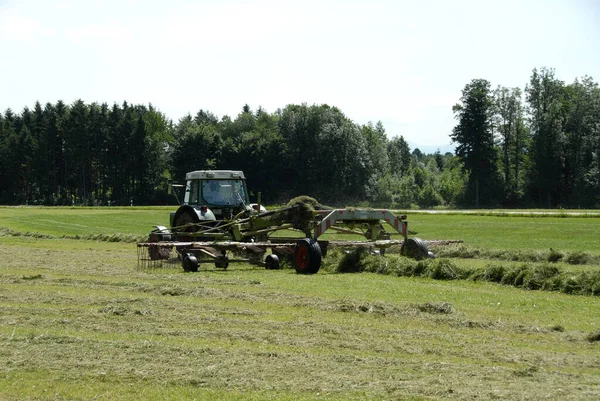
[0,227,144,243]
[435,245,600,266]
[587,331,600,342]
[285,196,329,211]
[263,196,332,233]
[325,247,600,297]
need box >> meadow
[1,206,599,400]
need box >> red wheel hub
[296,245,308,270]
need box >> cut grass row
[325,248,600,297]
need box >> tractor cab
[184,170,250,211]
[169,170,263,230]
[182,170,251,218]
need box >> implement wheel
[215,255,229,269]
[182,253,199,272]
[294,238,322,275]
[265,254,280,270]
[401,237,430,260]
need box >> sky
[1,0,599,154]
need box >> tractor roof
[186,170,246,180]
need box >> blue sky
[1,0,599,153]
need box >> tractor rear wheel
[173,208,201,242]
[294,238,322,274]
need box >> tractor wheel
[182,253,199,272]
[173,209,200,230]
[173,208,200,241]
[401,237,430,260]
[265,254,280,270]
[293,238,322,275]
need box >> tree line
[0,100,170,206]
[0,100,465,207]
[1,67,598,208]
[452,67,600,208]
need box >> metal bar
[314,209,407,239]
[241,223,294,238]
[326,226,365,235]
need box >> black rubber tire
[173,208,200,231]
[293,238,322,275]
[215,255,229,269]
[265,254,280,270]
[401,237,430,260]
[172,207,201,242]
[318,241,329,257]
[182,253,199,272]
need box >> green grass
[1,206,599,254]
[405,213,600,253]
[1,207,600,399]
[2,237,600,400]
[0,206,171,237]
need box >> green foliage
[526,67,567,207]
[494,85,529,204]
[0,101,172,206]
[3,68,600,210]
[418,183,444,208]
[451,78,501,207]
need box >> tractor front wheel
[294,238,322,274]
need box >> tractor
[139,170,448,274]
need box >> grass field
[1,207,600,400]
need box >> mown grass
[1,207,600,399]
[325,248,600,297]
[433,245,600,265]
[397,209,600,217]
[1,236,600,400]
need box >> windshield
[201,179,249,206]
